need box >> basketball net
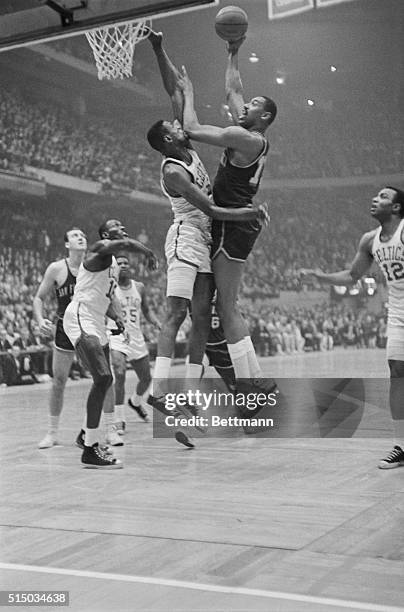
[85,20,151,80]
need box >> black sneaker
[75,430,113,455]
[175,431,195,449]
[236,378,279,419]
[128,398,150,422]
[81,443,123,469]
[147,394,172,416]
[378,445,404,469]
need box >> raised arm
[164,163,268,223]
[148,29,184,122]
[86,239,158,271]
[179,66,260,156]
[299,231,375,285]
[225,38,246,124]
[33,262,58,336]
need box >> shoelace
[95,446,114,463]
[385,446,403,461]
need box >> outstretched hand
[227,36,246,55]
[298,268,322,278]
[177,66,193,96]
[39,318,54,338]
[256,202,270,227]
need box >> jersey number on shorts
[211,315,220,330]
[382,261,404,282]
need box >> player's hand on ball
[227,36,246,55]
[39,318,54,338]
[256,202,270,227]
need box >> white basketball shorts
[386,325,404,360]
[165,222,212,300]
[63,301,108,348]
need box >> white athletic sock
[84,428,99,447]
[228,339,250,379]
[104,412,115,434]
[115,404,126,422]
[130,393,142,406]
[48,415,59,434]
[186,363,203,379]
[244,336,262,378]
[152,356,171,396]
[393,419,404,448]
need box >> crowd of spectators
[248,303,387,358]
[1,82,403,193]
[0,182,388,386]
[0,87,160,194]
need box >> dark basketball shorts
[55,318,74,352]
[211,219,261,262]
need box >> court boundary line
[0,562,402,612]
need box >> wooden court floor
[0,348,403,612]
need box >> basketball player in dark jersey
[34,227,87,448]
[179,38,277,389]
[205,301,236,393]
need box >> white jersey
[72,255,119,317]
[372,219,404,327]
[161,149,212,238]
[108,281,143,340]
[108,280,148,359]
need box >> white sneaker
[38,433,58,449]
[114,421,126,436]
[105,428,124,446]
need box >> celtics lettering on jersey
[108,281,143,340]
[373,243,404,282]
[372,219,404,327]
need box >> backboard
[0,0,220,51]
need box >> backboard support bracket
[44,0,87,27]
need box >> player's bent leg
[213,254,249,344]
[38,348,75,449]
[75,335,113,430]
[111,349,126,406]
[76,337,121,469]
[188,273,215,366]
[129,355,151,422]
[156,296,188,358]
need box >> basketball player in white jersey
[108,253,161,433]
[146,31,268,437]
[300,186,404,469]
[34,227,87,449]
[63,219,157,469]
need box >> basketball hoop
[85,20,151,80]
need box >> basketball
[215,6,248,42]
